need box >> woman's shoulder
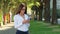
[14,14,19,18]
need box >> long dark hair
[16,3,26,14]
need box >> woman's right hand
[23,20,27,24]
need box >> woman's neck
[20,13,24,16]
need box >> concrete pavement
[0,22,16,34]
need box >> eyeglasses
[21,9,25,10]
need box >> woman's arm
[23,15,30,23]
[14,16,23,28]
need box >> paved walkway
[0,22,16,34]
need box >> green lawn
[30,20,60,34]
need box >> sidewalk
[0,22,14,30]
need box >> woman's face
[20,7,25,15]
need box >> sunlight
[0,22,14,30]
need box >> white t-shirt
[14,14,30,32]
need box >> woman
[14,3,30,34]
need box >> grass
[30,20,60,34]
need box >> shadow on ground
[0,27,16,34]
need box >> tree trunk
[3,0,9,24]
[43,0,50,22]
[52,0,57,24]
[38,0,43,21]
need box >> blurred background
[0,0,60,34]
